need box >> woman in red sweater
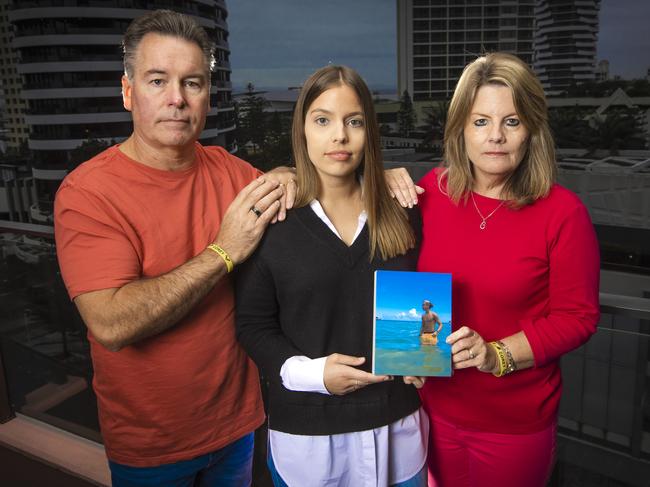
[413,53,600,486]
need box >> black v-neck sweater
[235,205,422,435]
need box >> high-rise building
[397,0,535,101]
[397,0,602,100]
[5,0,235,223]
[0,82,6,153]
[0,0,28,152]
[533,0,601,95]
[597,59,609,82]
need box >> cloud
[393,309,419,320]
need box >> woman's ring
[250,206,263,217]
[468,349,475,360]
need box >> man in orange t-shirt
[54,10,294,486]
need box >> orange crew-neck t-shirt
[54,143,265,467]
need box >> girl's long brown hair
[292,65,415,260]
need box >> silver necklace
[470,192,506,230]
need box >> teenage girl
[235,65,428,487]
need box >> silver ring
[468,349,475,360]
[250,206,262,218]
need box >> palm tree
[421,99,450,148]
[548,107,594,151]
[588,108,646,154]
[397,90,416,137]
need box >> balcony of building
[11,0,223,22]
[213,79,233,90]
[214,58,231,71]
[0,226,648,487]
[0,281,647,486]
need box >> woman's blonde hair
[292,65,415,261]
[443,52,557,206]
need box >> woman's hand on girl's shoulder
[385,168,425,208]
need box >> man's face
[121,33,210,151]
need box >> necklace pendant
[479,220,487,230]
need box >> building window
[414,32,429,43]
[414,69,429,80]
[414,81,429,92]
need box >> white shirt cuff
[279,356,330,395]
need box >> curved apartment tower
[1,0,28,153]
[7,0,235,222]
[533,0,601,96]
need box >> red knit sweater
[417,169,600,434]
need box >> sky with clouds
[227,0,650,93]
[375,271,451,323]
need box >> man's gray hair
[122,9,215,79]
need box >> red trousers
[425,412,556,487]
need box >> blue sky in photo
[375,271,451,322]
[227,0,650,92]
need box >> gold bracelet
[489,341,508,377]
[496,340,517,375]
[206,244,234,273]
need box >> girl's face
[304,84,366,182]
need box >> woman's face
[463,84,529,189]
[304,84,366,182]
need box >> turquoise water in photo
[374,319,452,376]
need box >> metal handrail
[599,292,650,321]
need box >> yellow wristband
[496,340,517,374]
[207,244,234,273]
[489,341,508,377]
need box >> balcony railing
[551,292,650,487]
[0,240,648,487]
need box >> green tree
[397,90,416,137]
[548,107,594,150]
[236,82,270,153]
[421,99,449,146]
[549,106,647,154]
[589,108,647,154]
[68,138,110,171]
[265,111,292,165]
[244,111,292,172]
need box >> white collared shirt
[268,200,428,487]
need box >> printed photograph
[373,270,452,376]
